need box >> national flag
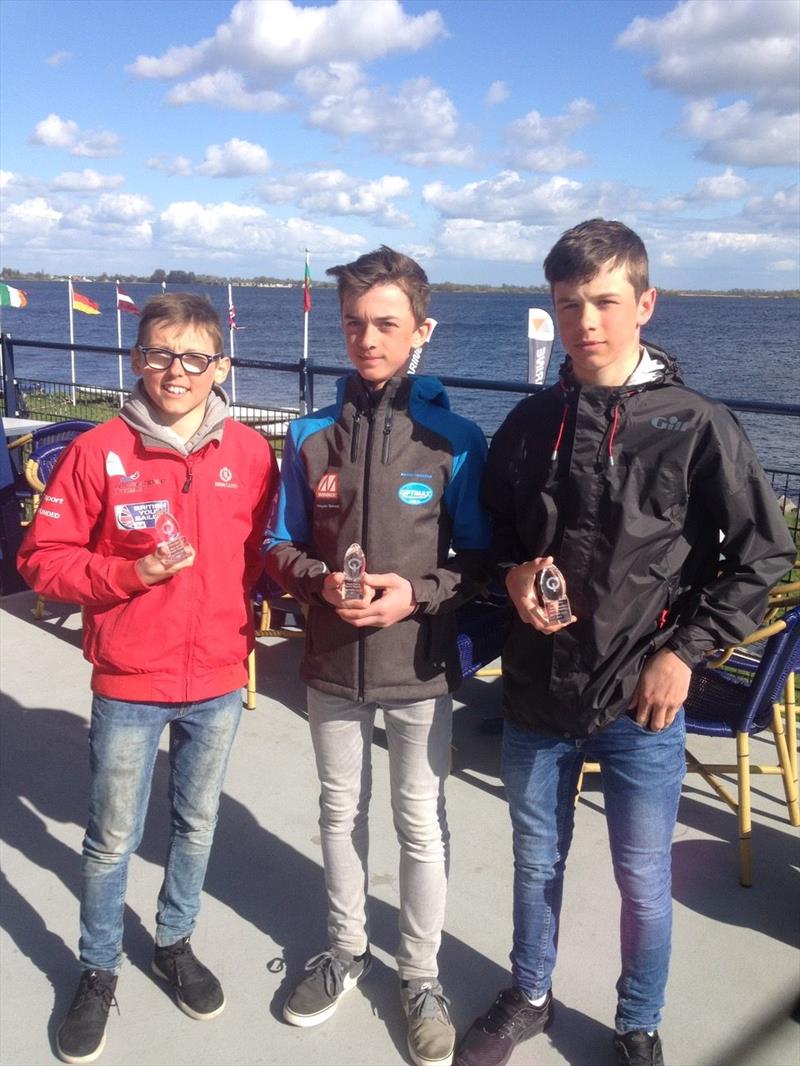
[73,289,101,315]
[303,251,312,313]
[0,282,28,308]
[116,286,140,315]
[228,301,239,330]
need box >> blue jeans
[501,710,686,1033]
[79,691,242,973]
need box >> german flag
[73,289,101,315]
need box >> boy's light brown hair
[544,218,650,299]
[327,245,431,325]
[136,293,224,354]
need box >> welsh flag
[116,285,140,315]
[303,251,311,313]
[0,282,28,308]
[73,289,101,315]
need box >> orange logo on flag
[315,472,340,500]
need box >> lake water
[2,280,797,469]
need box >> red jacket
[18,416,277,702]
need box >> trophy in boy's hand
[155,512,191,564]
[343,543,366,600]
[535,563,572,625]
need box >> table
[2,417,54,438]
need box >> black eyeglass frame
[137,345,224,375]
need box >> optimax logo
[651,415,690,432]
[398,482,434,506]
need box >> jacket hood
[558,341,683,394]
[120,380,230,455]
[335,371,451,411]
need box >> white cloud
[45,50,73,66]
[618,0,799,167]
[52,169,125,191]
[94,194,153,222]
[423,171,620,224]
[130,0,444,109]
[29,114,121,158]
[304,71,476,167]
[147,154,194,176]
[157,200,367,259]
[687,168,750,202]
[258,169,411,225]
[742,183,800,227]
[167,71,287,112]
[650,228,797,265]
[770,259,797,272]
[486,80,509,106]
[437,219,550,263]
[506,99,596,171]
[196,138,272,177]
[681,98,799,167]
[1,197,63,237]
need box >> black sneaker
[283,947,372,1027]
[56,969,118,1064]
[151,937,225,1020]
[613,1030,664,1066]
[455,987,553,1066]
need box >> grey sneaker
[402,978,456,1066]
[283,947,372,1027]
[151,937,225,1020]
[613,1029,664,1066]
[56,969,118,1064]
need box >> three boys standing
[18,223,795,1066]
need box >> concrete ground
[1,589,798,1066]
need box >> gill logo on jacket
[105,451,139,483]
[398,482,434,506]
[651,415,689,432]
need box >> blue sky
[1,0,797,288]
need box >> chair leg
[245,648,256,710]
[772,701,800,827]
[33,595,46,620]
[736,731,752,888]
[785,670,797,798]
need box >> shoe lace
[76,972,119,1015]
[304,951,350,998]
[406,982,452,1024]
[160,938,207,987]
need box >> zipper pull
[350,408,362,463]
[182,470,193,493]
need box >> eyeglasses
[137,346,223,375]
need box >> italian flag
[0,282,28,308]
[303,252,312,313]
[73,289,101,315]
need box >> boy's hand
[327,571,416,628]
[628,648,691,731]
[135,542,196,586]
[505,556,576,633]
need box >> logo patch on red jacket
[315,472,340,500]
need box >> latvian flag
[73,289,101,315]
[117,286,141,315]
[0,282,28,308]
[228,302,239,330]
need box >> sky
[1,0,798,289]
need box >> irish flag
[73,289,101,315]
[0,282,28,308]
[116,285,140,315]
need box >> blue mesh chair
[683,605,800,886]
[456,593,512,680]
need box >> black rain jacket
[482,344,796,737]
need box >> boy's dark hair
[327,245,430,325]
[544,219,650,298]
[136,293,224,354]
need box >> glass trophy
[535,563,572,625]
[155,512,191,564]
[343,542,366,600]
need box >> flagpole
[301,249,310,415]
[68,278,76,404]
[116,279,124,403]
[227,281,237,403]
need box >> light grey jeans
[307,687,453,981]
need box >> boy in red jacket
[18,293,277,1064]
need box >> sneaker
[613,1030,664,1066]
[56,969,118,1064]
[402,978,456,1066]
[151,937,225,1020]
[283,947,372,1027]
[454,987,553,1066]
